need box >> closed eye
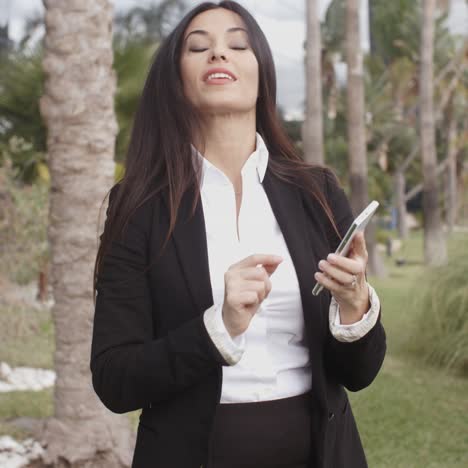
[189,47,248,52]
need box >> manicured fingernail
[328,254,336,261]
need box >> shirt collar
[191,132,269,188]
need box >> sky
[1,0,467,119]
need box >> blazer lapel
[161,186,214,318]
[262,167,326,343]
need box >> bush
[0,156,49,285]
[405,234,468,377]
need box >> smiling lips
[203,68,237,85]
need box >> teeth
[207,73,234,81]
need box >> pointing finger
[231,254,283,276]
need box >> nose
[209,44,228,62]
[210,52,227,61]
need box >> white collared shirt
[192,132,380,403]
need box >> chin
[198,99,256,114]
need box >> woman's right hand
[222,254,283,338]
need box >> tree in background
[0,0,186,184]
[322,0,467,249]
[113,0,186,167]
[38,0,133,465]
[0,48,47,183]
[444,96,458,232]
[437,46,467,233]
[345,0,385,276]
[420,0,447,265]
[114,0,186,44]
[367,0,466,240]
[302,0,325,165]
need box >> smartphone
[312,200,379,296]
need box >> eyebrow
[184,27,248,42]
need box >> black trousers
[206,392,311,468]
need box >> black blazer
[90,164,386,468]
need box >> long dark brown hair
[93,0,342,302]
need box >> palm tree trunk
[394,169,409,239]
[302,0,325,165]
[345,0,385,277]
[37,0,133,466]
[420,0,447,265]
[445,110,457,232]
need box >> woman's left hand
[314,231,370,325]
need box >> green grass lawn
[1,229,467,467]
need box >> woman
[90,2,386,467]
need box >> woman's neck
[193,112,257,185]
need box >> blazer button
[328,411,335,421]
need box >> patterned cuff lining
[329,282,381,343]
[203,303,246,365]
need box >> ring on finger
[347,274,357,288]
